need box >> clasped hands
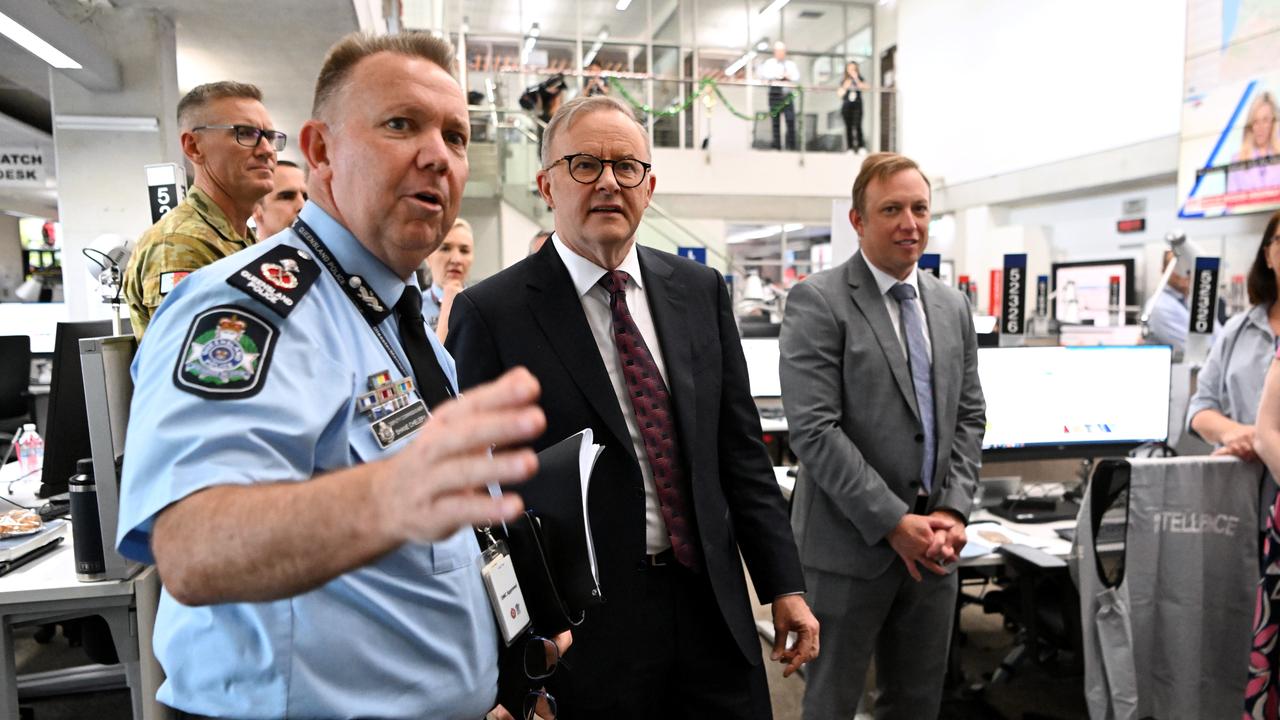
[886,510,967,581]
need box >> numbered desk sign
[145,163,187,224]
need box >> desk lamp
[82,234,132,336]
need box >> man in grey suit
[779,152,985,719]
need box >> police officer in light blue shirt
[116,32,547,719]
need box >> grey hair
[540,95,651,166]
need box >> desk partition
[79,335,142,582]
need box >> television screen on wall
[1176,1,1280,218]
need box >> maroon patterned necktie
[598,269,700,570]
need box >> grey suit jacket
[780,251,986,579]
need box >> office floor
[751,586,1088,720]
[15,604,1085,717]
[11,591,1087,720]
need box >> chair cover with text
[1071,456,1259,720]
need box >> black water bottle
[69,458,106,581]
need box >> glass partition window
[433,0,878,153]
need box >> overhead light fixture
[0,11,81,69]
[521,22,540,65]
[726,223,804,244]
[724,51,757,77]
[759,0,791,16]
[756,40,770,51]
[583,27,609,67]
[615,0,633,10]
[55,115,159,132]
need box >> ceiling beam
[0,0,121,91]
[0,107,52,145]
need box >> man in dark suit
[779,152,985,719]
[447,95,818,719]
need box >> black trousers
[555,562,771,720]
[769,86,797,151]
[842,99,865,151]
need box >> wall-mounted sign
[1116,218,1146,233]
[145,163,187,224]
[0,148,46,186]
[677,247,707,265]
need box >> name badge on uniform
[356,369,428,448]
[479,533,530,645]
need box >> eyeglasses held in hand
[547,153,651,188]
[193,124,287,152]
[523,689,557,720]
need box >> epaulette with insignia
[226,244,321,318]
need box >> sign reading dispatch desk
[0,148,46,187]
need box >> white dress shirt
[551,234,672,554]
[758,57,800,85]
[864,258,933,363]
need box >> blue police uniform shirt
[423,282,445,331]
[116,202,498,719]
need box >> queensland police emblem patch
[173,305,278,399]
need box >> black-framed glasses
[522,634,560,680]
[192,124,287,152]
[548,153,651,188]
[519,634,560,719]
[523,689,557,720]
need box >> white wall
[1004,180,1269,296]
[897,0,1187,185]
[499,199,545,271]
[0,214,22,300]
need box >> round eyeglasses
[192,124,287,152]
[548,153,651,188]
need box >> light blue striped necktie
[889,282,936,493]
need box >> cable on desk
[0,491,33,511]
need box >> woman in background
[1222,213,1280,717]
[839,61,869,153]
[1188,212,1280,463]
[421,217,475,343]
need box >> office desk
[960,510,1075,567]
[0,466,163,720]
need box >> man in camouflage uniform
[124,81,284,339]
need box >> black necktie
[395,287,455,411]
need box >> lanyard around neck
[290,217,415,385]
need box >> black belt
[642,548,677,568]
[914,494,930,515]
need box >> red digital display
[1116,218,1146,233]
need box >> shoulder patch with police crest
[173,305,278,399]
[226,244,320,317]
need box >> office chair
[0,335,33,444]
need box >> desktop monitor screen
[1051,259,1136,326]
[39,320,113,497]
[741,337,782,398]
[978,345,1172,460]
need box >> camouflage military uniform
[123,187,257,339]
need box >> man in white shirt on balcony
[758,41,800,151]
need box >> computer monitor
[741,337,782,398]
[979,345,1172,461]
[1051,258,1136,325]
[39,320,113,498]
